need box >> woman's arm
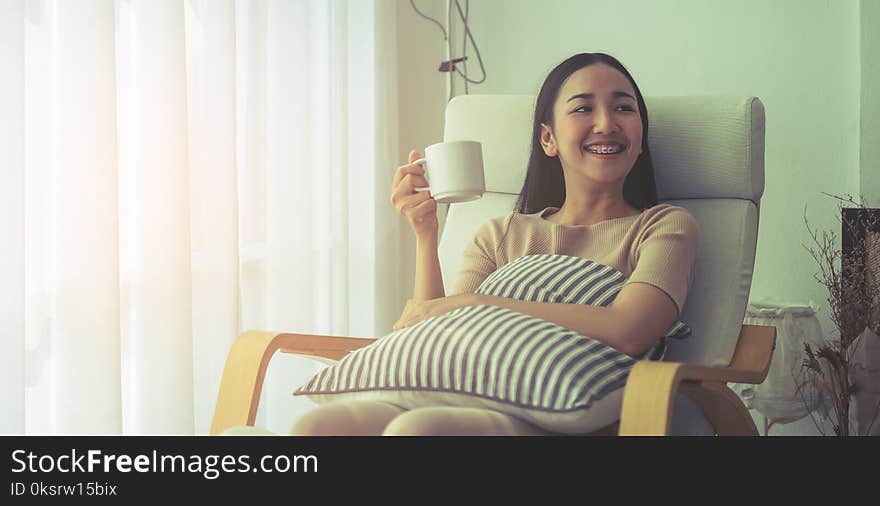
[393,283,678,357]
[397,209,695,351]
[412,235,445,300]
[410,215,502,303]
[475,281,678,357]
[472,206,696,356]
[397,218,497,327]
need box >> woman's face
[540,63,643,186]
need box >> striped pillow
[294,255,691,434]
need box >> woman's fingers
[395,192,431,214]
[390,171,427,206]
[408,150,422,166]
[410,198,437,223]
[403,172,428,192]
[390,151,436,235]
[391,160,425,191]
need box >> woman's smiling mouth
[584,143,626,157]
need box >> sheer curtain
[0,0,404,435]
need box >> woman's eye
[574,105,635,113]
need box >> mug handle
[412,158,430,193]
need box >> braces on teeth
[586,145,623,154]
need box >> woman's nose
[593,107,619,134]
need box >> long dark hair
[514,53,658,214]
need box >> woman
[290,52,700,436]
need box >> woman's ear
[539,123,557,157]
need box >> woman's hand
[390,150,438,242]
[392,293,483,331]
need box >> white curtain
[0,0,404,435]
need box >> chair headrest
[443,94,765,203]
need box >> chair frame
[210,323,775,436]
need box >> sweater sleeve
[624,207,700,316]
[448,216,506,296]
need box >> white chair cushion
[647,96,764,202]
[663,198,758,365]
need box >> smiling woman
[552,66,645,191]
[284,52,701,436]
[522,53,656,223]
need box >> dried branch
[797,193,880,435]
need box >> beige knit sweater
[449,203,701,315]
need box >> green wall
[862,0,879,205]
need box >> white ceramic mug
[413,140,485,204]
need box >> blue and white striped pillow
[294,255,691,434]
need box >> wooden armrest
[618,323,776,436]
[210,331,376,435]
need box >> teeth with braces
[586,145,623,154]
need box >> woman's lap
[288,400,556,436]
[289,400,408,436]
[382,405,555,436]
